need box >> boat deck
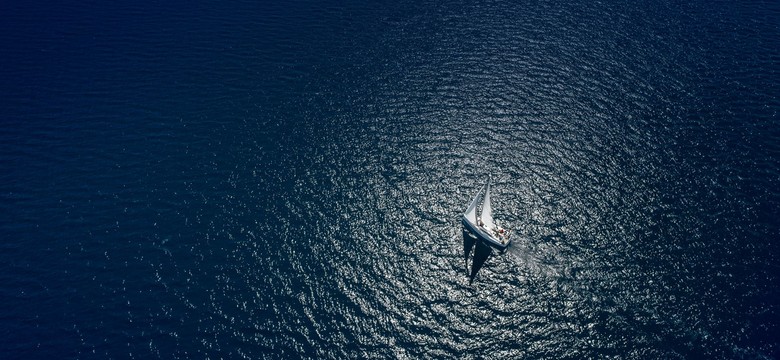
[462,217,510,250]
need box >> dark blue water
[2,0,779,358]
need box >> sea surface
[1,0,779,358]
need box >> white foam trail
[504,238,563,279]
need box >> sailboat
[462,179,511,251]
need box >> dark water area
[1,0,779,358]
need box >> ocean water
[1,0,779,358]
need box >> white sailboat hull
[462,216,510,250]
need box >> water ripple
[2,0,778,358]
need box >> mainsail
[481,179,494,230]
[464,183,485,225]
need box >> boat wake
[503,238,568,280]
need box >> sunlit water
[1,0,778,358]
